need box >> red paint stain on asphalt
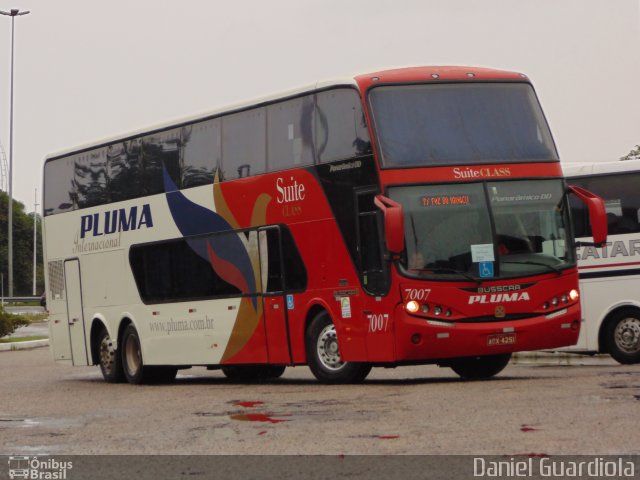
[520,424,537,432]
[231,414,288,424]
[234,401,265,408]
[377,435,400,440]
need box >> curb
[0,339,49,352]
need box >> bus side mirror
[568,185,608,247]
[374,194,405,255]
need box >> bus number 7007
[368,313,390,333]
[404,288,431,301]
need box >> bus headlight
[406,301,420,313]
[569,289,579,301]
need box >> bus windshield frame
[368,82,559,168]
[388,179,575,281]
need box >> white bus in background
[564,160,640,364]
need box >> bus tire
[121,324,156,385]
[305,311,371,384]
[221,365,286,381]
[604,309,640,364]
[97,327,125,383]
[449,353,512,380]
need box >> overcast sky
[0,0,639,211]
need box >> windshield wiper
[424,267,482,284]
[501,260,562,275]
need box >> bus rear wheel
[448,353,511,380]
[121,324,177,384]
[221,365,286,381]
[305,311,371,384]
[605,309,640,364]
[98,327,125,383]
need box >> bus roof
[562,160,640,177]
[355,65,527,90]
[46,65,528,161]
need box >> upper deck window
[368,83,558,168]
[43,87,372,216]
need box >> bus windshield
[388,179,575,280]
[369,83,558,167]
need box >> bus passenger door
[258,227,292,364]
[63,259,89,366]
[357,190,395,362]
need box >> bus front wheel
[605,309,640,364]
[305,311,371,384]
[448,353,512,380]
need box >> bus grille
[454,313,537,323]
[47,260,65,300]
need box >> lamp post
[33,188,39,296]
[0,8,30,297]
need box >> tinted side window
[281,227,307,291]
[44,157,76,215]
[357,193,383,272]
[129,231,260,303]
[356,191,387,294]
[315,89,371,163]
[260,228,283,293]
[108,132,182,202]
[140,129,182,195]
[267,96,315,171]
[182,119,220,188]
[570,173,640,236]
[108,142,144,202]
[72,151,109,209]
[259,226,307,293]
[222,108,266,180]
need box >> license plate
[487,333,516,346]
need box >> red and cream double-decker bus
[42,66,607,384]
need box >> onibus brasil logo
[8,456,72,479]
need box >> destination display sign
[420,194,471,207]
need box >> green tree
[0,191,44,297]
[620,145,640,161]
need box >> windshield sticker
[479,262,495,278]
[340,297,352,319]
[471,244,495,263]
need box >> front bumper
[394,302,581,362]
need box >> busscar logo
[8,456,73,479]
[477,285,521,294]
